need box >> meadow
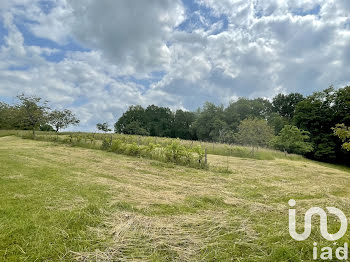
[1,133,350,261]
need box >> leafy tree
[272,93,304,119]
[96,122,111,133]
[0,102,19,129]
[16,94,49,137]
[145,105,173,137]
[115,105,147,134]
[172,110,196,139]
[115,105,174,137]
[225,98,273,123]
[334,86,350,123]
[40,124,55,132]
[267,112,290,135]
[333,124,350,151]
[192,102,226,141]
[293,87,338,161]
[270,125,313,154]
[123,121,149,136]
[49,109,80,133]
[236,118,274,149]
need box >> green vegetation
[236,118,274,149]
[112,86,350,165]
[1,136,350,261]
[48,109,80,133]
[1,86,350,166]
[333,124,350,151]
[270,125,313,154]
[96,122,112,133]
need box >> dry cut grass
[1,136,350,261]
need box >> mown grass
[1,136,350,261]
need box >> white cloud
[67,0,185,74]
[0,0,350,131]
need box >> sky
[0,0,349,131]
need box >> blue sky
[0,0,349,131]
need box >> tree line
[114,86,350,164]
[0,94,79,136]
[1,87,349,165]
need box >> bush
[164,141,187,163]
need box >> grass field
[1,136,350,261]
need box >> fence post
[205,148,207,165]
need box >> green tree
[267,112,290,135]
[270,125,313,154]
[293,87,339,161]
[16,94,49,137]
[172,110,196,139]
[0,102,19,129]
[123,121,149,136]
[40,124,55,132]
[225,98,273,123]
[272,93,304,119]
[333,124,350,151]
[49,109,80,133]
[96,122,111,133]
[334,86,350,123]
[115,105,147,134]
[236,118,274,150]
[192,102,226,141]
[145,105,173,137]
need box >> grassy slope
[1,136,350,261]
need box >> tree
[236,118,274,150]
[48,109,80,133]
[293,87,344,162]
[272,93,304,119]
[115,105,147,134]
[40,124,55,132]
[333,124,350,151]
[267,112,290,135]
[0,102,19,130]
[145,105,173,137]
[192,102,226,141]
[16,94,49,137]
[270,125,313,155]
[123,121,149,136]
[225,98,273,123]
[96,122,112,133]
[172,110,196,139]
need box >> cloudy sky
[0,0,349,131]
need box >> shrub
[124,143,140,156]
[164,140,187,163]
[110,139,124,153]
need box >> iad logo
[288,199,348,260]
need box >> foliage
[293,86,350,163]
[110,138,206,168]
[192,102,226,141]
[40,124,55,132]
[270,125,313,154]
[172,110,196,139]
[16,94,49,137]
[0,102,20,129]
[96,122,112,133]
[236,118,274,148]
[49,109,80,132]
[267,112,290,135]
[272,93,304,119]
[333,124,350,151]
